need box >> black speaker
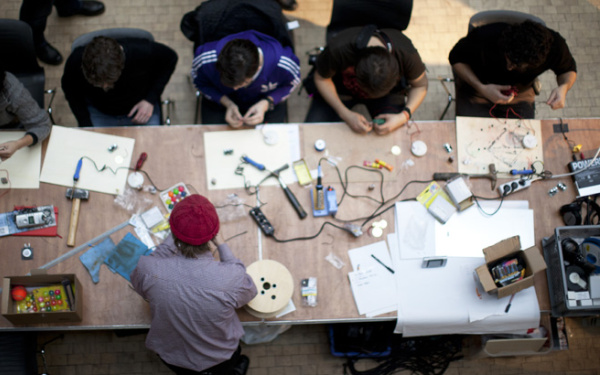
[560,202,582,226]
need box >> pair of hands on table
[342,108,409,135]
[0,134,34,161]
[479,83,569,109]
[225,99,270,128]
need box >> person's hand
[242,99,269,126]
[479,84,515,104]
[547,85,568,109]
[128,100,154,124]
[340,110,372,134]
[372,112,409,135]
[211,231,225,248]
[225,103,244,128]
[0,140,20,161]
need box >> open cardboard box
[1,270,82,325]
[476,236,547,299]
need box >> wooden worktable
[0,119,598,330]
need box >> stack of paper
[347,241,397,317]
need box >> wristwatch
[265,97,275,111]
[402,107,412,120]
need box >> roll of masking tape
[314,139,326,152]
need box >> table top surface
[1,119,598,330]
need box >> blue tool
[510,169,534,175]
[241,155,265,171]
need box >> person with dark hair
[19,0,106,65]
[192,30,300,127]
[130,194,257,375]
[305,26,428,135]
[62,36,177,127]
[0,69,51,161]
[449,20,577,118]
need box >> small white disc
[127,172,144,189]
[374,219,388,229]
[263,130,279,145]
[391,145,401,156]
[115,155,124,164]
[22,248,32,257]
[411,140,427,157]
[523,134,538,149]
[314,139,326,152]
[371,226,383,238]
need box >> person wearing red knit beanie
[131,194,257,375]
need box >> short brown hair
[173,233,211,259]
[82,36,125,88]
[356,47,399,99]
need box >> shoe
[57,1,105,17]
[276,0,298,11]
[232,355,249,375]
[36,42,63,65]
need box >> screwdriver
[70,157,83,199]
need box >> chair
[0,19,56,124]
[71,28,173,125]
[326,0,413,43]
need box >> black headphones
[560,197,600,226]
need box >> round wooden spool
[245,259,294,318]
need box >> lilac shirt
[130,235,257,371]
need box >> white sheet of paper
[348,241,397,317]
[0,131,42,189]
[393,257,540,337]
[204,125,300,190]
[434,202,535,257]
[39,126,135,195]
[394,201,534,259]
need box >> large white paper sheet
[204,125,300,190]
[39,126,135,195]
[0,131,42,189]
[393,257,540,337]
[348,241,397,317]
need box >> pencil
[371,254,395,274]
[505,293,515,313]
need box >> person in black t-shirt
[449,20,577,118]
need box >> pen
[505,293,515,313]
[371,254,395,274]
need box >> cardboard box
[1,270,82,325]
[476,236,547,299]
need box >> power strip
[249,207,274,236]
[498,179,532,196]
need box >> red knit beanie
[169,194,220,245]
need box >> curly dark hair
[172,233,212,259]
[499,20,554,69]
[355,47,399,99]
[0,69,5,92]
[82,36,125,88]
[216,39,259,88]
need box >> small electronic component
[107,144,118,152]
[15,212,47,228]
[301,277,318,307]
[249,207,274,236]
[1,177,7,184]
[325,187,338,215]
[21,244,33,260]
[422,256,447,268]
[314,139,326,152]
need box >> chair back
[181,0,293,51]
[0,19,45,108]
[71,28,154,51]
[468,10,546,33]
[326,0,413,43]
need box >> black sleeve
[143,42,178,105]
[548,31,577,76]
[61,48,93,127]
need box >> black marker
[371,254,395,274]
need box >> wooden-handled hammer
[66,188,89,247]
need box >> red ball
[11,286,27,301]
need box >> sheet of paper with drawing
[39,126,135,195]
[456,116,543,175]
[348,241,397,317]
[203,125,300,190]
[0,131,42,189]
